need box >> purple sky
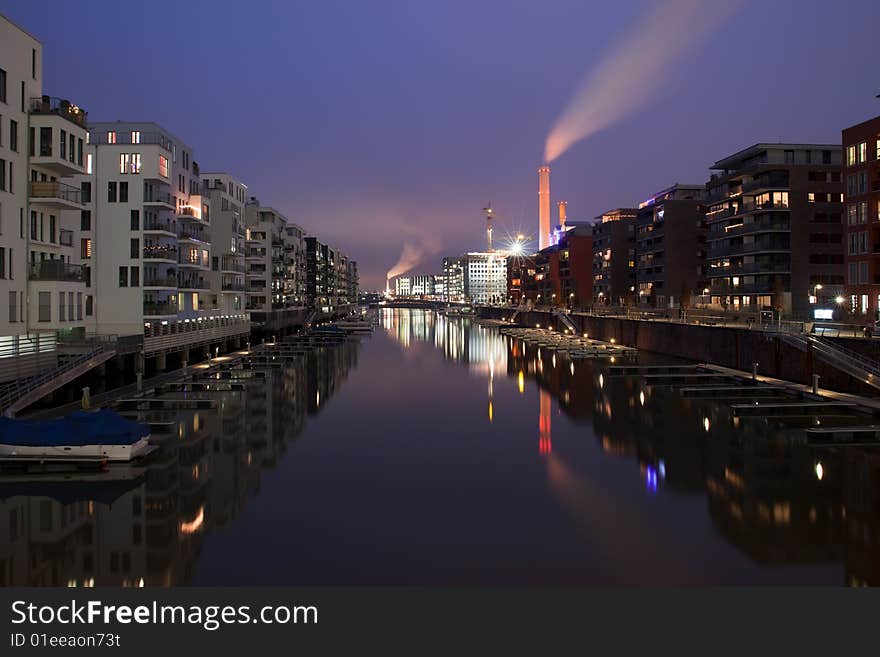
[4,0,880,290]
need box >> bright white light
[815,462,824,481]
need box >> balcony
[28,181,82,210]
[177,227,211,243]
[144,191,175,209]
[177,276,209,290]
[92,131,172,151]
[708,241,790,257]
[709,220,790,240]
[28,261,86,282]
[143,245,178,261]
[143,274,178,289]
[144,217,176,234]
[708,261,789,277]
[221,282,245,292]
[221,259,245,273]
[740,200,790,213]
[144,302,178,317]
[742,174,790,193]
[29,96,88,129]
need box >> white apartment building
[395,276,411,296]
[463,252,507,304]
[201,172,247,314]
[282,220,306,307]
[78,121,249,361]
[0,15,90,384]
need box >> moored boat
[0,409,152,463]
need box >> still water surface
[3,308,878,586]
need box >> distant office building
[705,144,843,318]
[395,276,411,296]
[463,252,507,304]
[592,208,637,305]
[842,118,880,317]
[635,184,706,308]
[443,256,466,302]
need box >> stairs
[510,298,529,322]
[781,333,880,391]
[0,343,116,417]
[552,307,578,333]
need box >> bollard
[136,373,143,393]
[81,387,91,410]
[812,374,820,395]
[752,362,758,380]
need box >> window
[85,295,93,316]
[67,292,73,321]
[860,231,868,254]
[859,201,869,224]
[81,181,91,203]
[68,133,74,163]
[38,291,50,322]
[77,293,83,320]
[859,171,868,195]
[0,158,4,191]
[130,210,139,230]
[60,128,66,160]
[849,233,858,255]
[784,150,794,164]
[119,181,128,202]
[107,131,117,144]
[861,261,869,284]
[159,155,169,178]
[808,192,816,203]
[81,238,91,259]
[49,215,56,243]
[118,267,128,287]
[131,153,141,173]
[77,138,83,165]
[847,145,856,166]
[86,152,93,174]
[859,142,867,163]
[81,210,91,231]
[0,248,4,278]
[0,68,6,103]
[108,181,117,202]
[39,126,51,156]
[130,238,139,258]
[848,204,858,225]
[8,292,16,323]
[120,153,130,174]
[131,131,140,144]
[9,120,17,152]
[59,292,65,321]
[130,266,139,287]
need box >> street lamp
[835,295,845,305]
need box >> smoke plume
[386,239,440,282]
[544,0,745,163]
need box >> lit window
[847,145,856,167]
[807,192,815,203]
[158,155,169,178]
[131,131,141,144]
[119,153,130,174]
[132,153,141,174]
[86,153,93,175]
[859,142,867,163]
[107,131,117,144]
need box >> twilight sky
[4,0,879,289]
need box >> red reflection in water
[539,389,552,455]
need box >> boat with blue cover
[0,409,152,463]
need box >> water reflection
[383,309,880,586]
[0,342,358,586]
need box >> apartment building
[705,144,843,318]
[591,208,637,306]
[842,117,880,317]
[635,184,705,309]
[0,15,91,382]
[305,236,354,313]
[201,172,247,314]
[282,220,306,308]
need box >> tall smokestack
[557,201,568,229]
[538,166,551,250]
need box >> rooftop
[711,142,841,170]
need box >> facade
[443,256,465,302]
[244,200,286,319]
[201,172,247,314]
[0,15,90,381]
[842,118,880,317]
[463,252,507,304]
[635,184,706,309]
[591,209,637,306]
[305,237,354,314]
[705,144,843,318]
[554,225,593,309]
[394,275,411,297]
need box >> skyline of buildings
[0,14,358,393]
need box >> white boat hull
[0,436,152,463]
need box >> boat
[0,409,152,464]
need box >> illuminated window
[847,145,856,166]
[807,192,815,203]
[131,131,140,144]
[158,155,169,178]
[859,142,867,163]
[107,131,117,144]
[86,153,93,174]
[132,153,141,173]
[119,153,130,174]
[80,238,91,259]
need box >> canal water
[2,308,877,586]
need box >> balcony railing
[143,245,178,260]
[177,276,209,290]
[221,282,245,291]
[144,190,174,205]
[709,220,790,240]
[144,302,178,316]
[221,260,246,273]
[740,200,790,212]
[708,241,790,256]
[742,175,790,193]
[178,228,211,242]
[92,131,172,151]
[29,96,88,129]
[144,275,178,288]
[708,261,789,276]
[29,181,82,204]
[28,261,86,282]
[144,217,176,233]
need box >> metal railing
[28,261,86,282]
[144,275,178,288]
[144,217,176,232]
[143,245,177,260]
[29,96,88,128]
[29,181,82,204]
[144,302,178,316]
[782,333,880,389]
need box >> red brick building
[510,226,593,309]
[842,116,880,317]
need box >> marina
[2,308,880,586]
